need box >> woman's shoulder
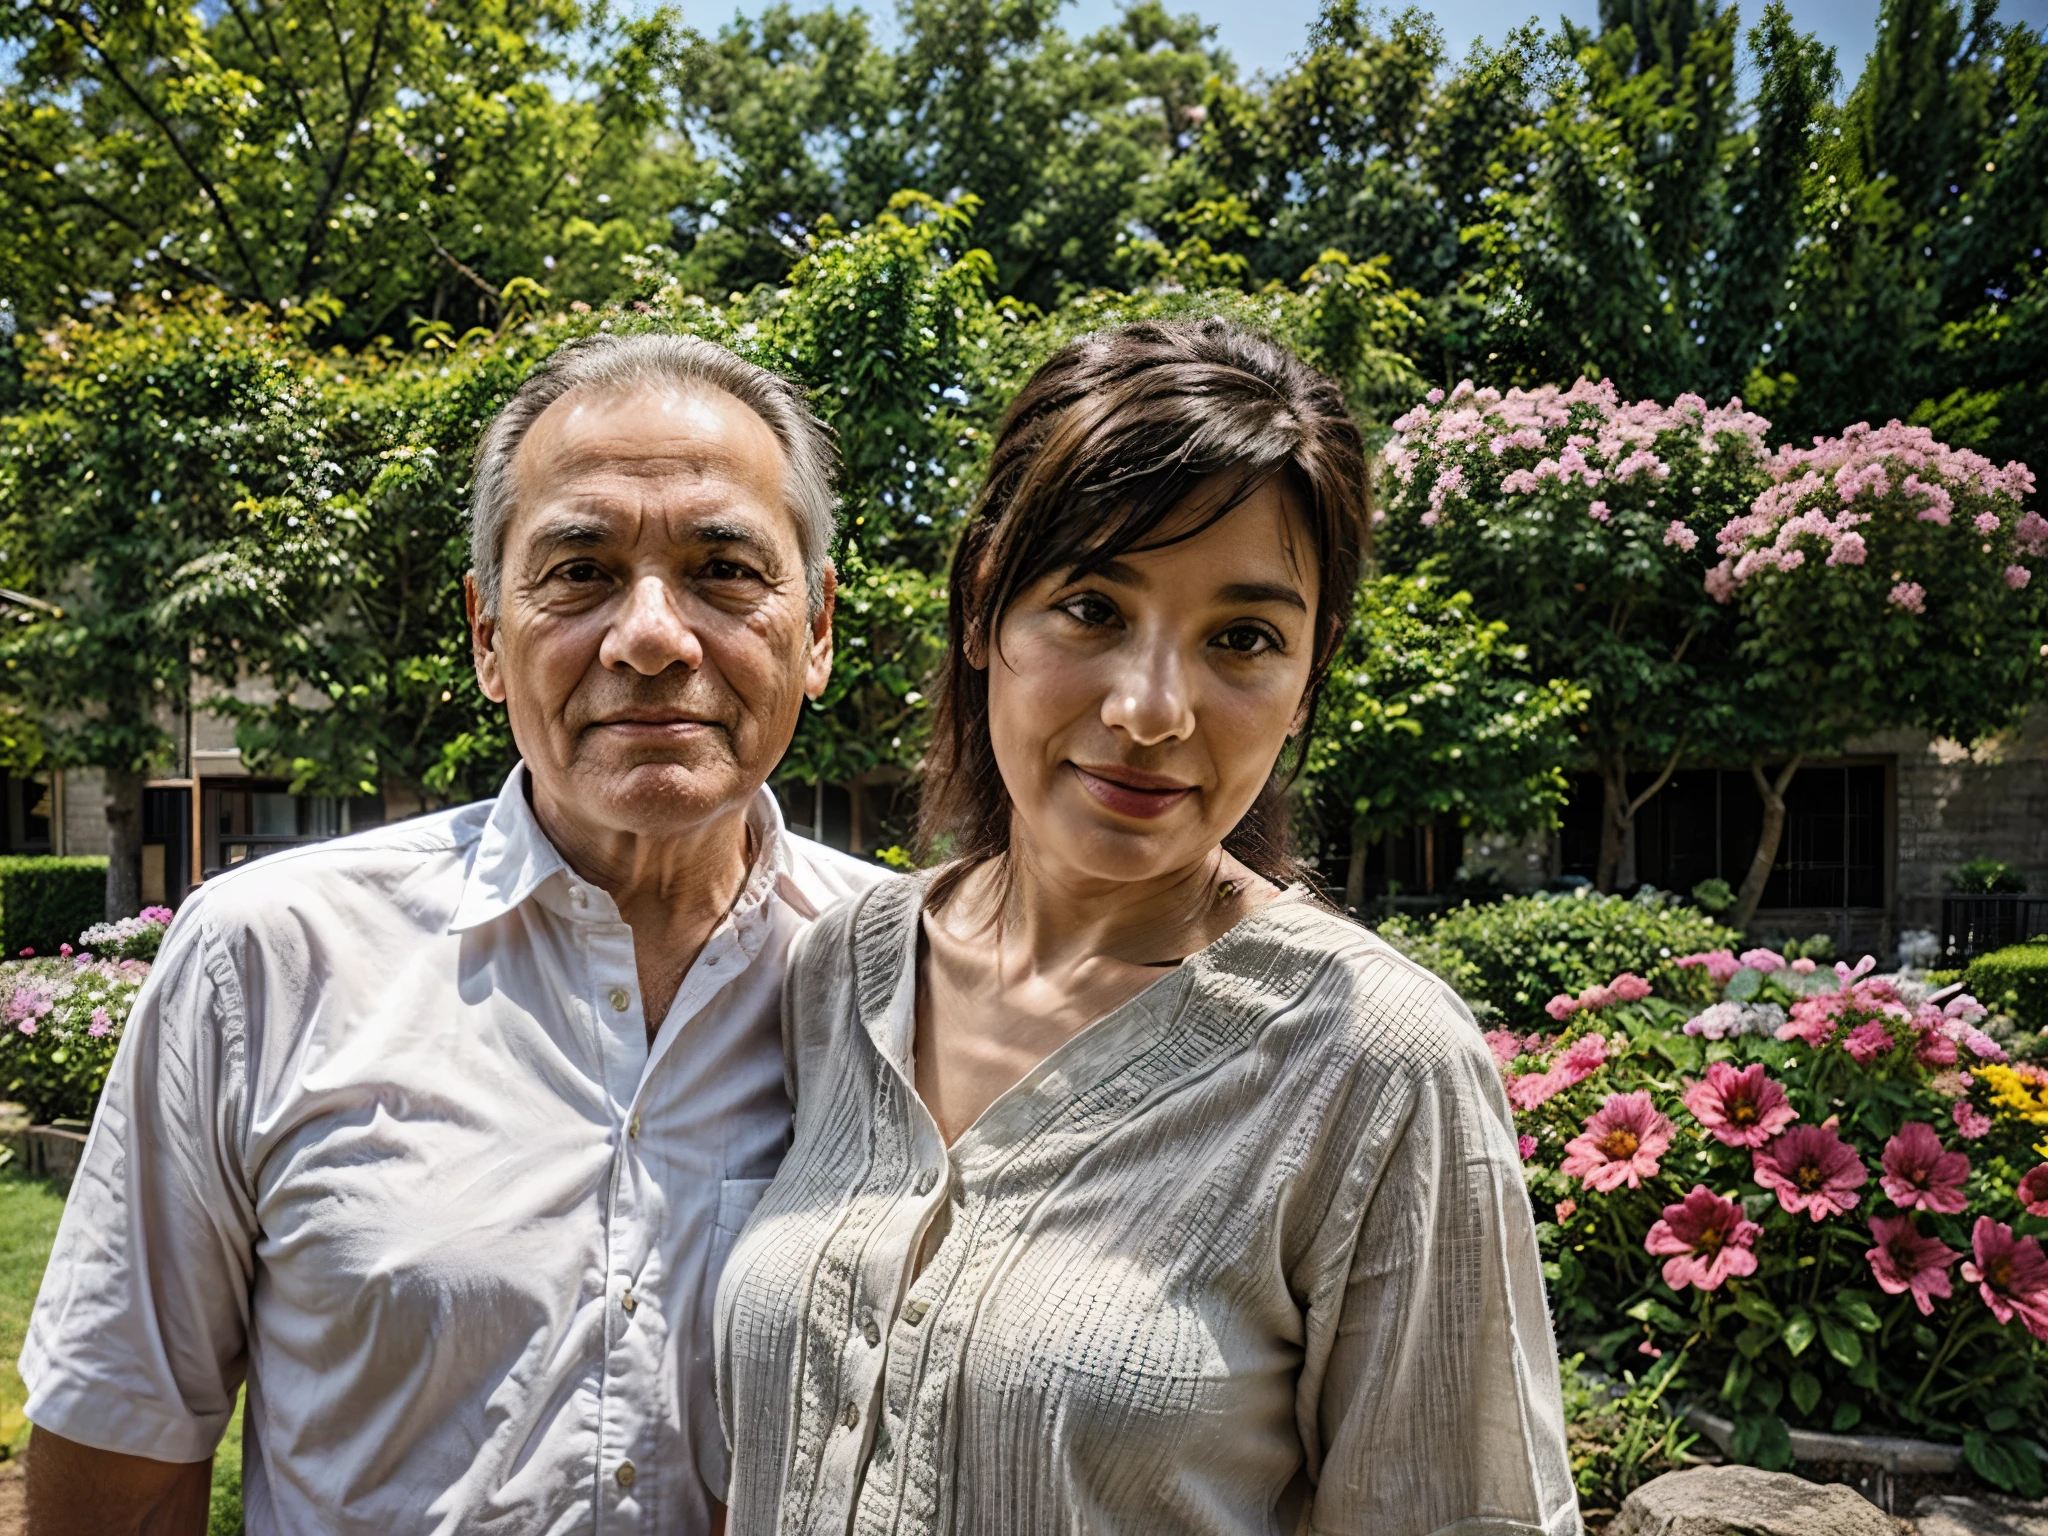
[1212,893,1492,1082]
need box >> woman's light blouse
[717,875,1581,1536]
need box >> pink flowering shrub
[0,909,165,1121]
[1508,956,2048,1489]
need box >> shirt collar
[449,762,802,934]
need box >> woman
[717,319,1578,1536]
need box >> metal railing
[1941,893,2048,961]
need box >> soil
[0,1454,23,1536]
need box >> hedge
[1963,942,2048,1034]
[0,857,106,956]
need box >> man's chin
[569,751,756,827]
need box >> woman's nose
[1099,635,1196,745]
[599,573,705,676]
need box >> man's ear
[466,574,507,703]
[803,562,837,700]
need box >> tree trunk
[102,767,144,920]
[1346,819,1371,912]
[1730,756,1805,932]
[1594,752,1629,893]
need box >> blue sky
[704,0,2048,86]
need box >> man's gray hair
[469,331,838,613]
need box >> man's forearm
[25,1426,212,1536]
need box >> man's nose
[598,574,705,676]
[1098,632,1196,745]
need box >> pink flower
[1544,993,1579,1022]
[15,1018,35,1037]
[1866,1215,1961,1316]
[1889,581,1927,613]
[1962,1029,2008,1062]
[1562,1091,1674,1191]
[1638,1341,1663,1358]
[57,943,71,957]
[1484,1030,1526,1069]
[1842,1020,1896,1065]
[88,1007,112,1039]
[1589,499,1611,522]
[1918,1031,1961,1068]
[1878,1122,1970,1213]
[1664,519,1698,550]
[1676,949,1740,986]
[1975,511,2002,533]
[1752,1125,1868,1221]
[1929,1070,1974,1098]
[1518,1134,1538,1161]
[1739,948,1786,973]
[1684,1062,1798,1148]
[2018,1164,2048,1218]
[140,905,174,923]
[1953,1100,1993,1139]
[2008,564,2033,590]
[1554,1033,1610,1085]
[1646,1186,1761,1292]
[1790,957,1817,974]
[1508,1071,1565,1111]
[1779,994,1843,1048]
[1961,1218,2048,1341]
[1578,983,1616,1011]
[1555,1198,1578,1223]
[1608,972,1652,1003]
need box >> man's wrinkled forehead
[506,381,793,546]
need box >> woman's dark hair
[918,316,1370,890]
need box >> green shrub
[1378,891,1739,1029]
[0,857,105,957]
[1964,943,2048,1033]
[1950,857,2029,894]
[1560,1354,1696,1515]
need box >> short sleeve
[1307,1028,1581,1536]
[19,911,258,1464]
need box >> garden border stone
[1685,1405,1964,1473]
[1612,1464,1898,1535]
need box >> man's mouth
[1069,764,1195,820]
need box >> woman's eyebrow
[1218,580,1308,611]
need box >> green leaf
[1789,1371,1821,1417]
[1731,1414,1794,1471]
[1721,1355,1753,1409]
[1736,1322,1777,1359]
[1731,1291,1783,1328]
[1726,967,1763,1002]
[1626,1298,1691,1334]
[1965,1431,2022,1493]
[1986,1408,2021,1433]
[1833,1294,1882,1333]
[1849,1351,1879,1390]
[1831,1402,1863,1432]
[1782,1311,1817,1358]
[1818,1317,1862,1369]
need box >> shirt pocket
[716,1176,775,1237]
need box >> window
[1561,763,1889,910]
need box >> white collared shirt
[21,765,882,1536]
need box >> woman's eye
[1058,594,1119,627]
[1214,624,1279,655]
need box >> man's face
[468,384,833,848]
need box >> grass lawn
[0,1163,242,1530]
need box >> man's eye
[1214,624,1279,655]
[704,559,759,582]
[556,560,607,584]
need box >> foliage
[1378,377,1773,888]
[1513,953,2048,1491]
[0,0,698,342]
[1559,1352,1696,1513]
[1966,944,2048,1036]
[1305,571,1585,896]
[0,857,108,958]
[77,907,175,962]
[1378,889,1736,1029]
[0,945,153,1121]
[1951,858,2031,894]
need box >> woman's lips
[1071,765,1194,820]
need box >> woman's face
[984,478,1320,890]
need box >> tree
[1305,571,1587,908]
[1711,419,2048,926]
[0,0,697,341]
[1377,377,1772,891]
[0,295,325,914]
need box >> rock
[1912,1495,2048,1536]
[1611,1465,1898,1536]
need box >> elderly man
[20,333,881,1534]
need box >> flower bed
[1508,949,2048,1495]
[0,907,167,1123]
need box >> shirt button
[615,1461,636,1488]
[621,1290,637,1314]
[628,1115,642,1140]
[901,1298,929,1327]
[862,1315,881,1347]
[607,986,630,1012]
[841,1400,861,1430]
[913,1168,936,1195]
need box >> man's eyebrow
[1218,580,1309,611]
[527,517,614,551]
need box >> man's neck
[529,785,758,1040]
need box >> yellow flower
[1977,1063,2048,1126]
